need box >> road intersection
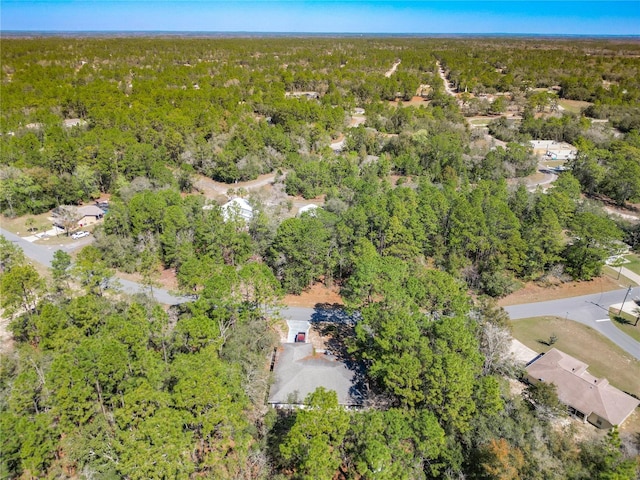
[505,287,640,360]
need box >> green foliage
[572,136,640,205]
[268,212,337,293]
[579,427,639,480]
[0,244,278,479]
[50,249,72,292]
[0,235,26,271]
[525,381,566,420]
[279,388,350,480]
[0,263,45,319]
[345,408,446,479]
[564,211,622,280]
[3,36,640,480]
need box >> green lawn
[623,253,640,276]
[610,313,640,343]
[0,212,53,236]
[602,265,639,287]
[511,316,640,398]
[558,99,592,114]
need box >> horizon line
[3,30,640,38]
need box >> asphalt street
[505,287,640,360]
[1,227,190,305]
[3,226,640,358]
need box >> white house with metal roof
[221,197,253,222]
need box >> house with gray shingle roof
[77,205,105,227]
[268,343,363,407]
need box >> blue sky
[2,1,639,35]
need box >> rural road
[437,61,457,97]
[194,172,278,198]
[384,60,401,78]
[505,288,640,360]
[0,227,191,305]
[4,226,640,359]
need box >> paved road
[4,226,640,358]
[1,227,87,266]
[1,227,190,305]
[505,287,640,360]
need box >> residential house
[297,204,319,217]
[221,197,253,222]
[525,348,639,428]
[268,343,363,408]
[77,205,105,227]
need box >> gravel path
[194,172,278,197]
[437,61,457,96]
[384,60,401,78]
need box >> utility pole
[618,286,633,315]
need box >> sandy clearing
[194,172,278,198]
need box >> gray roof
[78,205,105,217]
[268,343,363,406]
[526,348,639,426]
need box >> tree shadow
[310,303,367,405]
[265,407,298,469]
[310,302,357,324]
[612,315,636,326]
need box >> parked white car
[71,231,90,240]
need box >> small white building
[297,204,319,217]
[530,140,577,160]
[221,197,253,222]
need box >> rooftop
[78,205,105,217]
[268,343,363,407]
[526,348,639,426]
[221,197,253,222]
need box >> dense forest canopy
[1,36,639,479]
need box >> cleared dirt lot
[499,273,630,307]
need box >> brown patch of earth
[619,407,640,436]
[193,172,278,200]
[283,282,344,308]
[498,274,627,307]
[586,193,640,223]
[388,96,430,107]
